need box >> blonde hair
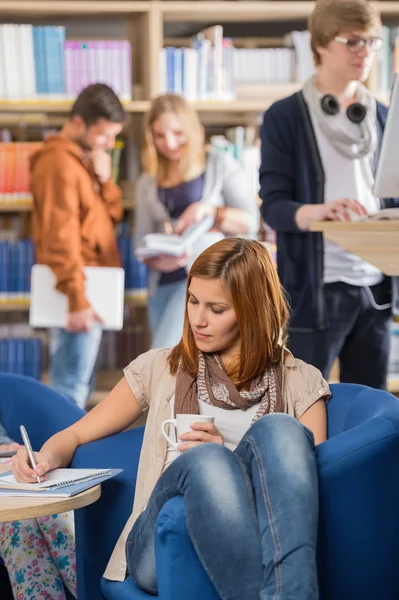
[309,0,381,66]
[141,94,206,183]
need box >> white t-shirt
[310,109,383,287]
[162,394,260,472]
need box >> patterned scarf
[174,351,283,422]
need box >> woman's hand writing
[12,447,59,484]
[177,422,224,452]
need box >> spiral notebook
[0,468,122,498]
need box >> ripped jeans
[126,413,319,600]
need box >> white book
[29,264,125,331]
[159,48,167,94]
[136,215,215,259]
[0,468,122,497]
[24,25,37,99]
[0,468,112,491]
[184,48,198,102]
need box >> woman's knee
[126,530,158,595]
[176,443,244,498]
[244,413,315,451]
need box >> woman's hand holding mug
[161,414,224,452]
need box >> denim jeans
[148,280,187,349]
[49,322,102,409]
[288,281,392,390]
[126,414,319,600]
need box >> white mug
[161,414,215,451]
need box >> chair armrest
[317,417,399,599]
[0,373,84,448]
[72,427,144,600]
[155,497,220,600]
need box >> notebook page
[0,468,111,490]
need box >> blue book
[0,468,123,498]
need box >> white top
[162,394,260,472]
[310,109,383,286]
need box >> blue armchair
[1,373,399,600]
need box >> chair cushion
[156,497,220,600]
[101,575,154,600]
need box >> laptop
[29,265,125,331]
[373,73,399,198]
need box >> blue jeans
[126,414,319,600]
[288,281,392,390]
[148,280,187,349]
[49,322,102,409]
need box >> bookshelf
[1,0,399,395]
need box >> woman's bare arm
[12,377,143,482]
[299,399,328,446]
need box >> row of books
[0,141,125,207]
[0,238,148,304]
[0,338,42,380]
[97,322,148,370]
[0,24,132,102]
[159,28,313,100]
[209,128,260,203]
[160,25,235,101]
[118,236,148,301]
[0,142,43,205]
[233,48,295,85]
[373,26,399,98]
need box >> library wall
[0,1,398,397]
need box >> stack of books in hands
[135,216,215,259]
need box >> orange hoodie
[30,136,123,312]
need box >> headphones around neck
[320,94,367,124]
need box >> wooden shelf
[0,89,302,116]
[0,100,150,114]
[0,198,135,213]
[389,377,399,394]
[0,1,150,16]
[0,1,398,21]
[0,293,148,312]
[160,1,314,22]
[0,204,31,212]
[0,302,30,312]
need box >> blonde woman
[135,94,260,349]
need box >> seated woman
[0,421,76,600]
[13,238,330,600]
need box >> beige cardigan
[103,347,331,581]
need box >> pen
[20,425,41,484]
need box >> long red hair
[168,238,289,386]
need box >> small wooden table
[310,220,399,276]
[0,464,101,522]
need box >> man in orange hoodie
[30,83,126,409]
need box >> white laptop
[373,73,399,198]
[29,265,125,331]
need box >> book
[29,265,125,331]
[0,468,122,498]
[135,215,215,259]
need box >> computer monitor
[373,73,399,198]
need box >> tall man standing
[260,0,399,389]
[31,84,126,408]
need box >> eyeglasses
[334,36,383,52]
